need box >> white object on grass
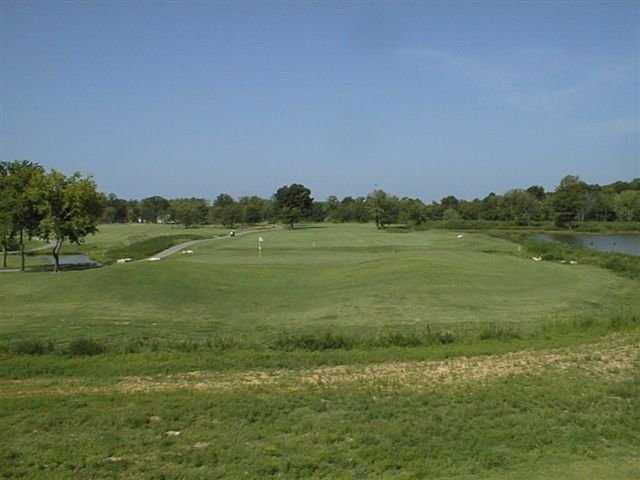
[116,258,132,264]
[532,256,543,262]
[181,250,194,255]
[569,260,578,265]
[456,234,464,239]
[148,257,161,262]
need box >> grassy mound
[102,234,206,263]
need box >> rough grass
[420,219,640,233]
[1,335,638,479]
[490,231,640,280]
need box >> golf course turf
[1,223,638,479]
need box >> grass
[1,337,638,479]
[490,230,640,280]
[1,224,230,269]
[1,224,639,346]
[69,223,230,263]
[1,223,639,478]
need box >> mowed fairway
[0,224,638,344]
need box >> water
[534,233,640,257]
[40,254,99,266]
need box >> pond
[39,254,99,266]
[534,233,640,257]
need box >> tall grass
[419,220,640,233]
[491,231,640,280]
[5,311,638,356]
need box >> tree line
[3,159,639,272]
[101,175,640,229]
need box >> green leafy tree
[367,189,399,229]
[239,196,267,224]
[614,190,640,221]
[502,189,541,225]
[551,175,589,228]
[443,207,462,223]
[38,171,103,272]
[0,163,16,268]
[273,184,313,229]
[220,203,242,227]
[170,198,208,228]
[4,161,46,271]
[140,196,170,223]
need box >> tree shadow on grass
[291,224,329,230]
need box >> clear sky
[2,1,639,201]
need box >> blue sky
[2,1,639,201]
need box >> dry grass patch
[2,334,637,398]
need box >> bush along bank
[489,231,640,280]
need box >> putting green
[0,223,637,343]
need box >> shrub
[436,330,456,344]
[12,339,55,355]
[369,331,424,348]
[67,338,106,356]
[479,324,522,341]
[271,332,353,351]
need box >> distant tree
[127,200,142,223]
[367,189,399,228]
[220,203,242,227]
[479,193,501,221]
[443,208,462,223]
[213,193,235,208]
[399,198,428,225]
[440,195,460,211]
[502,190,541,225]
[170,198,208,228]
[141,196,170,223]
[102,206,118,224]
[209,194,237,225]
[38,171,103,272]
[239,196,267,224]
[324,196,340,221]
[102,193,130,223]
[457,199,482,220]
[551,175,589,227]
[273,184,313,229]
[526,185,546,201]
[614,191,640,221]
[308,202,327,222]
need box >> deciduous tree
[274,184,313,229]
[38,171,103,272]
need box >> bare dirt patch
[2,335,638,398]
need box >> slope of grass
[2,223,639,478]
[101,234,206,263]
[73,223,230,263]
[1,225,638,348]
[1,335,638,479]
